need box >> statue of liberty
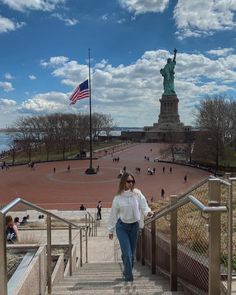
[160,48,177,95]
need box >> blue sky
[0,0,236,129]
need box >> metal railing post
[170,195,178,291]
[95,219,97,236]
[85,213,88,231]
[88,215,91,236]
[47,215,52,294]
[208,178,221,295]
[69,224,72,276]
[80,228,83,267]
[151,220,156,274]
[228,178,235,294]
[0,212,7,295]
[92,219,94,237]
[141,228,145,265]
[85,227,88,263]
[136,234,141,262]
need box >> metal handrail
[0,197,93,295]
[140,177,231,295]
[150,175,211,221]
[1,198,87,228]
[178,175,211,199]
[145,194,227,227]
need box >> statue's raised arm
[160,48,177,95]
[173,48,177,63]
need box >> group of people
[1,161,9,170]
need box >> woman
[6,215,19,243]
[108,172,154,282]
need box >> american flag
[70,79,89,105]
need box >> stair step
[50,290,184,295]
[55,281,169,288]
[49,259,185,294]
[48,262,185,295]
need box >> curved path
[1,143,210,209]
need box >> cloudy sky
[0,0,236,129]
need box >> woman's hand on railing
[147,211,155,218]
[109,233,113,240]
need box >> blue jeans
[116,219,139,281]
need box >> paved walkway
[1,143,210,209]
[10,208,118,263]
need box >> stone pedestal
[157,94,183,129]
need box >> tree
[228,100,236,151]
[14,117,37,162]
[10,112,116,161]
[194,95,230,171]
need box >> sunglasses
[126,180,135,184]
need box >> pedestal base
[85,167,97,175]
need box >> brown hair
[117,172,135,194]
[5,215,13,225]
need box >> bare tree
[102,114,115,141]
[14,117,37,162]
[10,112,116,161]
[228,100,236,151]
[194,95,230,171]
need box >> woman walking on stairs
[107,172,154,282]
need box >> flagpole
[85,48,96,175]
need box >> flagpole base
[85,167,97,175]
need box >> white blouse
[107,188,151,234]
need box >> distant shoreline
[0,129,17,133]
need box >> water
[0,132,11,152]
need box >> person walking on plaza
[6,215,19,243]
[108,172,154,282]
[96,201,102,220]
[161,188,165,198]
[184,175,187,183]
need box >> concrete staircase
[49,262,185,295]
[47,209,185,294]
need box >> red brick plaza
[0,143,210,210]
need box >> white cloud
[101,14,108,21]
[119,0,169,15]
[29,75,37,80]
[0,98,17,109]
[117,18,126,24]
[21,91,69,113]
[37,49,236,127]
[40,56,69,67]
[174,0,236,39]
[0,0,65,12]
[1,48,236,128]
[42,58,89,87]
[52,13,79,26]
[0,15,25,33]
[0,81,14,92]
[0,98,18,128]
[4,73,13,80]
[207,47,234,56]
